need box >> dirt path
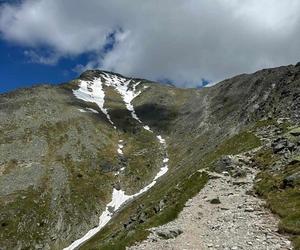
[128,159,292,250]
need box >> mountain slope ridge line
[63,73,169,250]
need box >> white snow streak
[78,108,99,113]
[117,144,124,155]
[67,73,169,250]
[102,73,142,123]
[157,135,166,145]
[87,108,99,113]
[143,125,152,132]
[73,78,115,128]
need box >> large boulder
[214,156,237,173]
[271,138,296,154]
[283,172,300,188]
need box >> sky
[0,0,300,93]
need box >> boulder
[214,156,237,173]
[153,199,165,213]
[283,172,300,188]
[272,141,285,153]
[289,127,300,136]
[155,228,183,239]
[271,138,295,153]
[231,168,247,178]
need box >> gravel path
[128,166,292,250]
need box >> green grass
[293,236,300,250]
[80,129,261,250]
[205,131,261,168]
[0,184,53,249]
[80,171,208,250]
[252,118,276,129]
[254,158,300,249]
[252,119,292,133]
[254,149,279,170]
[252,121,300,249]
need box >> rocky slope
[129,119,300,250]
[0,63,300,249]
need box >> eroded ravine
[63,73,169,250]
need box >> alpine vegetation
[0,64,300,250]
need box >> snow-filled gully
[65,74,169,250]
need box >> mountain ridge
[0,63,300,249]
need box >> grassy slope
[254,148,300,249]
[81,129,261,249]
[0,83,163,249]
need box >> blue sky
[0,0,299,93]
[0,25,119,93]
[0,32,209,93]
[0,40,92,93]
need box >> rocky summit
[0,64,300,250]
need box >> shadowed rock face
[0,64,300,249]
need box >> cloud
[1,0,300,87]
[24,49,60,65]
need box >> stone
[138,212,147,223]
[231,168,247,178]
[210,197,221,204]
[222,171,230,176]
[214,156,237,173]
[289,127,300,136]
[153,200,165,213]
[232,181,248,186]
[221,207,230,210]
[113,182,121,191]
[107,205,115,213]
[272,142,285,153]
[34,244,44,249]
[289,158,300,165]
[283,172,300,188]
[287,141,296,151]
[155,228,183,239]
[244,207,255,212]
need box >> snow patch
[64,156,169,250]
[66,73,169,250]
[143,125,153,132]
[73,78,115,127]
[87,108,99,113]
[157,135,166,145]
[117,144,124,155]
[63,189,131,250]
[78,108,99,113]
[101,73,142,123]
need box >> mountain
[0,64,300,250]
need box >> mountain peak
[1,64,300,249]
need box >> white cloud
[1,0,300,87]
[23,49,60,65]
